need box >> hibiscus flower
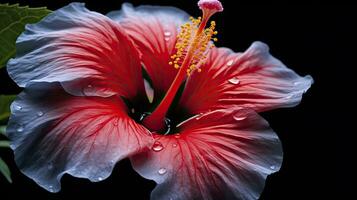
[6,0,313,199]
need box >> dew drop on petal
[97,177,103,181]
[37,111,44,117]
[110,160,115,164]
[17,125,24,132]
[113,120,118,126]
[174,134,181,139]
[195,113,204,120]
[165,37,170,41]
[48,185,54,192]
[15,105,22,111]
[152,141,164,152]
[158,168,167,175]
[227,59,234,66]
[284,94,294,99]
[164,31,171,36]
[233,114,246,121]
[172,143,178,148]
[270,165,276,170]
[83,84,95,96]
[228,77,240,85]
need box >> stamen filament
[143,0,223,132]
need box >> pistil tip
[198,0,223,12]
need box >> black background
[0,0,352,199]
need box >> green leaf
[0,4,51,69]
[0,95,16,121]
[0,157,12,183]
[0,140,10,148]
[0,125,6,136]
[0,125,5,133]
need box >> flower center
[143,0,223,132]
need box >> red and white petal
[179,42,313,114]
[6,83,153,192]
[7,3,145,100]
[108,3,189,99]
[131,107,282,200]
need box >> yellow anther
[168,14,220,75]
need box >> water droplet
[293,81,301,86]
[48,185,54,192]
[37,111,44,117]
[227,59,234,66]
[172,143,178,148]
[270,165,276,170]
[158,168,167,175]
[152,141,164,152]
[233,115,246,121]
[228,77,240,85]
[195,113,204,120]
[97,177,103,181]
[17,126,24,132]
[110,160,115,164]
[174,134,181,139]
[83,84,95,96]
[284,94,294,99]
[131,108,135,113]
[15,105,22,111]
[113,120,118,126]
[164,31,171,36]
[164,37,170,41]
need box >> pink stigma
[198,0,224,12]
